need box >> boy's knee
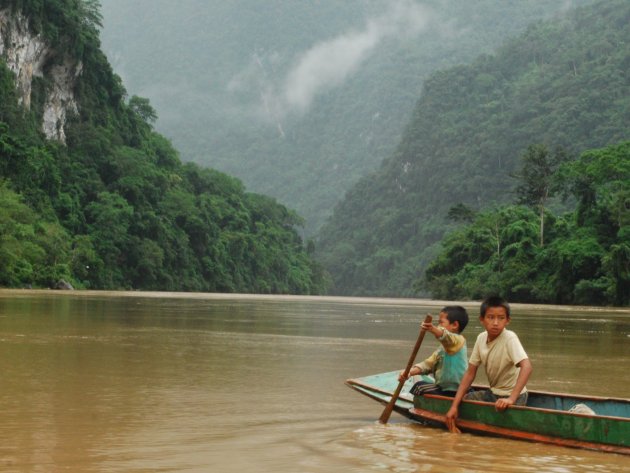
[464,390,528,406]
[464,389,496,403]
[514,392,528,406]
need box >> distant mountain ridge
[316,0,630,296]
[99,0,595,235]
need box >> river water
[0,290,627,473]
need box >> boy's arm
[445,363,478,433]
[495,358,532,411]
[398,351,438,381]
[421,320,465,355]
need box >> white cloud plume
[228,0,433,126]
[284,0,431,113]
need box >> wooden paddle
[379,314,433,424]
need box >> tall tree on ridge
[513,144,568,246]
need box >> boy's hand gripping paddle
[379,314,432,424]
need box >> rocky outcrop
[41,56,82,142]
[55,279,74,290]
[0,8,81,143]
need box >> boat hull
[346,371,630,455]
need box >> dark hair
[441,305,469,332]
[480,296,511,318]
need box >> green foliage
[514,144,567,210]
[425,205,542,302]
[318,0,630,299]
[128,95,157,124]
[424,141,630,306]
[0,123,61,213]
[513,144,569,245]
[447,204,476,224]
[0,1,327,294]
[6,0,103,59]
[0,181,72,287]
[558,141,630,229]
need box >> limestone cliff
[0,8,81,142]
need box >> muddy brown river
[0,290,627,472]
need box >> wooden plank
[409,407,630,455]
[416,394,630,447]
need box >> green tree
[513,144,568,246]
[85,192,134,287]
[559,141,630,230]
[128,95,157,124]
[447,203,476,223]
[424,205,540,301]
[0,182,72,287]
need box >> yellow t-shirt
[469,329,528,397]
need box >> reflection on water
[0,290,628,472]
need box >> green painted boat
[346,371,630,455]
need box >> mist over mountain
[99,0,594,235]
[317,0,630,297]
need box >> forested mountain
[99,0,595,235]
[317,0,630,297]
[0,0,326,293]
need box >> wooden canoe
[346,371,630,455]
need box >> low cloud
[284,0,431,113]
[228,0,433,125]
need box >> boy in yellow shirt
[445,296,533,433]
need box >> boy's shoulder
[439,330,467,354]
[474,331,488,343]
[440,328,466,340]
[452,332,467,343]
[501,329,521,341]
